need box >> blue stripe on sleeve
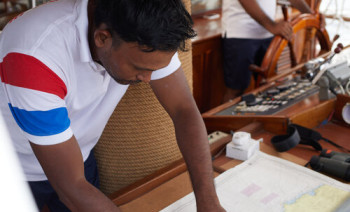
[8,103,70,136]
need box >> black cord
[322,137,350,153]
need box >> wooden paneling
[192,33,226,113]
[191,15,226,113]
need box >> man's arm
[289,0,312,14]
[238,0,310,40]
[150,68,225,212]
[30,136,120,211]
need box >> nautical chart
[161,151,350,212]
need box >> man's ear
[94,28,112,48]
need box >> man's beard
[105,68,142,85]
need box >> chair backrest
[94,0,193,195]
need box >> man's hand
[268,20,293,41]
[239,0,312,42]
[239,0,294,41]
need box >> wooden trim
[213,165,227,174]
[110,159,187,206]
[203,115,289,135]
[290,98,336,128]
[111,134,235,206]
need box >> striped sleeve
[0,53,73,145]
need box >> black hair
[94,0,197,52]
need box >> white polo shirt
[222,0,276,39]
[0,0,180,181]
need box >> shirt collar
[75,0,106,72]
[75,0,93,63]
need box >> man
[0,0,225,211]
[222,0,312,102]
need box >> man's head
[90,0,196,85]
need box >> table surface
[119,115,350,211]
[119,139,316,212]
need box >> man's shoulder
[0,0,78,54]
[0,0,82,73]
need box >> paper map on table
[161,151,350,212]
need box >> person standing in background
[222,0,312,102]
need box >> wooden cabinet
[192,16,226,113]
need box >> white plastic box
[226,132,261,161]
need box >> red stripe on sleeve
[1,53,67,99]
[0,62,4,82]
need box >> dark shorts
[28,151,100,212]
[222,37,273,90]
